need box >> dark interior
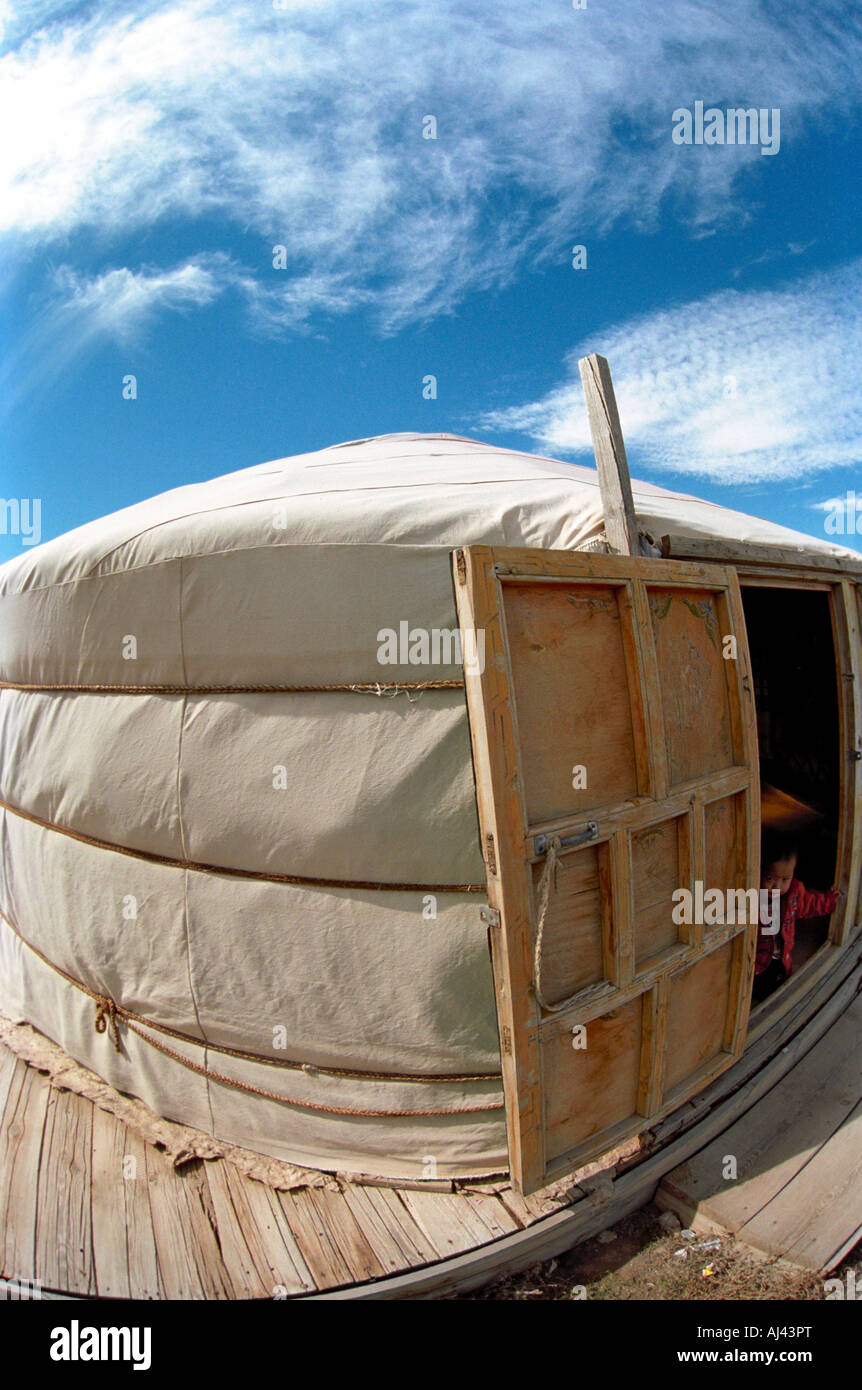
[740,586,841,978]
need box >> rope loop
[532,835,568,1014]
[94,995,122,1052]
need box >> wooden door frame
[718,568,862,1046]
[736,570,861,947]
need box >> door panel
[453,546,760,1194]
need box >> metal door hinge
[480,906,501,929]
[485,832,497,874]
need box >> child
[753,832,841,1002]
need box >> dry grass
[457,1203,858,1301]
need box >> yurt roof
[1,432,856,592]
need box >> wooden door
[453,546,760,1195]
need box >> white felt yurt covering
[0,432,856,1180]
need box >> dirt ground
[456,1202,861,1300]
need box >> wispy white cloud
[2,254,232,406]
[2,0,861,337]
[48,258,226,343]
[479,259,862,484]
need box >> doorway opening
[740,585,841,1004]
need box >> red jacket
[754,878,838,976]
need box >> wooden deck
[2,942,861,1298]
[0,1040,581,1299]
[657,991,862,1272]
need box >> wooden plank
[630,817,683,967]
[276,1187,360,1289]
[0,1059,48,1285]
[227,1173,315,1296]
[660,533,862,578]
[338,1183,440,1271]
[703,794,743,911]
[89,1106,130,1298]
[0,1045,17,1122]
[616,583,655,800]
[495,550,733,586]
[453,546,543,1194]
[495,1180,577,1227]
[745,1096,862,1272]
[35,1087,95,1296]
[638,980,667,1116]
[91,1105,162,1299]
[543,999,643,1165]
[662,942,734,1095]
[685,802,705,951]
[505,580,642,822]
[398,1188,507,1258]
[203,1162,274,1298]
[339,1185,519,1277]
[628,580,670,801]
[725,927,756,1057]
[529,764,750,847]
[459,1191,521,1240]
[362,1186,450,1260]
[647,585,737,786]
[145,1148,235,1299]
[578,354,639,556]
[659,994,862,1240]
[738,572,836,590]
[123,1130,164,1299]
[304,1186,388,1284]
[605,831,633,988]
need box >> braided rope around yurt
[0,679,464,695]
[0,905,503,1118]
[0,797,485,894]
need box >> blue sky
[1,0,861,563]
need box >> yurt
[2,369,861,1294]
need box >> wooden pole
[578,353,639,557]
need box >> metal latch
[533,821,599,857]
[480,906,501,928]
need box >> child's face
[761,855,797,894]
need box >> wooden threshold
[747,940,845,1044]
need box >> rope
[115,1023,502,1117]
[531,836,584,1015]
[0,905,503,1115]
[0,799,485,895]
[0,680,464,695]
[93,995,121,1052]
